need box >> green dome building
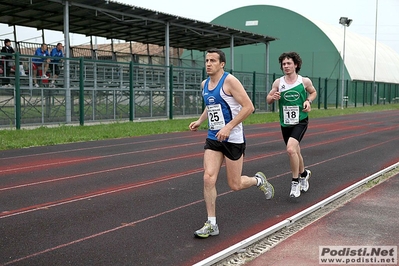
[191,5,399,85]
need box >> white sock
[255,177,262,186]
[208,217,216,225]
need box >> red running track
[0,110,398,265]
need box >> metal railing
[1,52,398,129]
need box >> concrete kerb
[194,162,399,266]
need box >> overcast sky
[1,0,398,54]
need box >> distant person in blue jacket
[49,43,64,88]
[32,44,50,87]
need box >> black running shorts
[204,138,246,161]
[281,117,308,145]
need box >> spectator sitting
[1,39,15,87]
[32,44,50,87]
[49,43,64,88]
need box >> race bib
[207,104,225,130]
[283,105,299,125]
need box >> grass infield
[1,104,398,151]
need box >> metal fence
[1,52,399,129]
[8,39,202,67]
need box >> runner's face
[205,53,224,76]
[281,57,297,75]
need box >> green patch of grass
[1,104,398,151]
[365,179,380,188]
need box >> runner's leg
[203,149,224,217]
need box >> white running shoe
[194,221,219,238]
[41,75,49,79]
[290,181,301,198]
[299,169,311,192]
[255,172,274,200]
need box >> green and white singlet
[278,75,308,127]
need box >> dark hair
[4,39,11,45]
[279,52,302,73]
[206,48,226,64]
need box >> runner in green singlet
[267,52,317,198]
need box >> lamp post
[372,0,378,105]
[339,17,352,109]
